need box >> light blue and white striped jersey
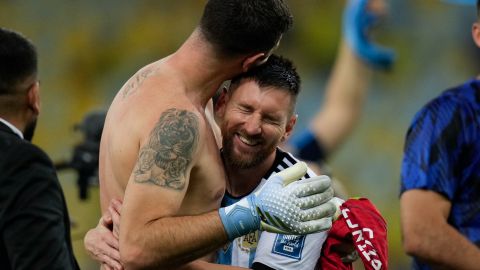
[217,148,328,270]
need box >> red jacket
[317,198,388,270]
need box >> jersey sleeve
[400,96,466,200]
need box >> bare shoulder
[120,62,160,99]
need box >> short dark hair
[477,0,479,17]
[199,0,293,56]
[0,28,37,95]
[229,54,301,112]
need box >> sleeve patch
[271,234,306,260]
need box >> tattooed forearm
[122,67,156,98]
[133,108,199,190]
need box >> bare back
[99,59,226,217]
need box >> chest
[182,126,226,214]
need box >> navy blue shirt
[400,79,480,269]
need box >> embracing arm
[86,199,251,270]
[400,189,480,269]
[119,109,336,269]
[119,108,228,269]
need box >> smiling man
[86,54,339,270]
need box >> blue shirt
[400,79,480,269]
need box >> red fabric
[318,198,388,270]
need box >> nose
[243,114,262,135]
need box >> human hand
[219,162,337,240]
[343,0,395,69]
[109,198,122,239]
[84,200,123,270]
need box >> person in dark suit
[0,27,79,270]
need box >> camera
[56,110,106,200]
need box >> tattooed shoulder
[122,66,156,98]
[133,108,200,191]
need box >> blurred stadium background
[1,0,478,269]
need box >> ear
[472,22,480,48]
[281,114,297,142]
[26,81,40,115]
[214,87,229,119]
[242,52,267,72]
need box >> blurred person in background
[85,0,394,269]
[0,27,79,269]
[400,1,480,269]
[285,0,394,198]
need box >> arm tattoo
[133,108,199,190]
[122,67,155,98]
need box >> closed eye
[237,104,253,113]
[263,116,282,126]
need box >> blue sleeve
[400,96,464,200]
[288,128,327,163]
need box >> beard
[23,117,37,142]
[221,129,277,170]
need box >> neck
[167,29,244,108]
[224,151,277,197]
[0,115,26,136]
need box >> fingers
[85,225,123,270]
[110,198,123,214]
[296,187,334,209]
[101,264,112,270]
[100,252,123,270]
[293,175,332,197]
[109,204,121,239]
[299,199,338,222]
[101,211,113,226]
[103,229,120,252]
[299,217,333,234]
[84,229,99,259]
[109,198,122,238]
[274,161,307,186]
[102,261,124,270]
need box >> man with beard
[84,0,394,267]
[97,0,336,269]
[214,55,336,269]
[86,55,342,270]
[0,28,79,269]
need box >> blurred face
[217,80,295,169]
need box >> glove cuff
[218,196,260,241]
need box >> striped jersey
[217,148,328,269]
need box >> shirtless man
[88,54,340,270]
[99,1,336,269]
